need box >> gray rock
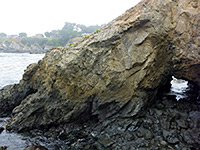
[167,137,179,144]
[181,130,195,145]
[99,136,115,148]
[136,127,148,137]
[160,140,167,146]
[176,119,187,129]
[24,145,48,150]
[0,127,4,134]
[0,146,7,150]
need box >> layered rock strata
[25,92,200,150]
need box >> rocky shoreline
[3,88,198,150]
[0,38,52,54]
[0,0,199,149]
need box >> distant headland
[0,22,101,53]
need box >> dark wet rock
[182,130,195,145]
[24,145,48,150]
[143,119,153,129]
[154,109,163,116]
[0,126,4,134]
[189,111,200,120]
[160,119,170,130]
[167,136,179,144]
[176,119,187,129]
[145,130,153,140]
[58,131,68,141]
[99,135,115,148]
[160,140,167,146]
[0,146,7,150]
[136,127,148,137]
[155,103,165,110]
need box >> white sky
[0,0,141,36]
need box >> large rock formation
[0,0,199,134]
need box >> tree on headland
[45,22,102,46]
[19,32,27,37]
[44,32,51,38]
[0,33,7,37]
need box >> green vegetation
[0,33,7,37]
[0,22,102,48]
[69,43,73,47]
[19,32,27,37]
[43,22,101,46]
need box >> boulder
[0,0,199,131]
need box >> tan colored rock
[0,0,199,131]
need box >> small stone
[0,146,8,150]
[145,130,153,140]
[152,124,161,134]
[182,130,194,144]
[155,103,165,109]
[160,119,170,129]
[182,148,190,150]
[167,137,179,144]
[148,109,154,116]
[58,131,68,140]
[24,145,48,150]
[162,129,177,139]
[0,127,4,134]
[170,121,177,129]
[136,127,148,137]
[176,119,187,128]
[160,140,167,146]
[143,119,153,129]
[129,145,137,150]
[154,109,163,116]
[126,131,136,141]
[99,136,115,148]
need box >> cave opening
[167,76,189,101]
[164,76,200,103]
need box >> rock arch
[0,0,199,132]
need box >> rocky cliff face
[0,0,199,139]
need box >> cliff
[0,0,199,148]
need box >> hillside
[0,22,101,53]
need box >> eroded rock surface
[0,0,199,143]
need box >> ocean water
[169,76,189,100]
[0,53,45,89]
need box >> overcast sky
[0,0,141,36]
